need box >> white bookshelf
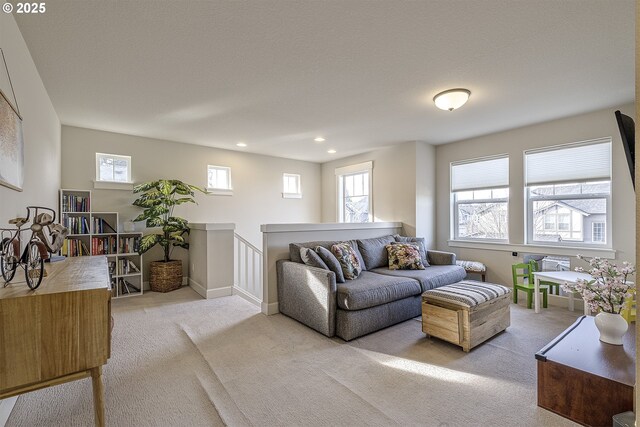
[59,189,143,299]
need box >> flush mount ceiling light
[433,88,471,111]
[327,149,336,154]
[314,137,326,142]
[236,142,247,147]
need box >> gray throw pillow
[299,247,329,270]
[393,235,430,267]
[357,235,396,269]
[316,246,345,283]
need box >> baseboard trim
[0,397,17,427]
[261,301,279,315]
[232,287,261,307]
[188,278,233,299]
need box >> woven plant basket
[149,260,182,292]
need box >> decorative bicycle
[0,206,69,290]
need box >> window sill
[207,188,233,196]
[447,240,616,259]
[282,193,302,199]
[93,181,134,191]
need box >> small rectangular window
[96,153,132,183]
[592,222,606,243]
[336,161,373,223]
[207,165,232,193]
[282,173,302,198]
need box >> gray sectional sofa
[276,234,466,341]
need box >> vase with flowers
[562,255,635,345]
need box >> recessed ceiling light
[433,88,471,111]
[236,142,247,147]
[314,137,325,142]
[327,149,336,154]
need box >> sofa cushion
[299,247,328,270]
[356,235,395,270]
[336,271,422,310]
[316,246,345,283]
[289,241,337,263]
[386,243,426,270]
[370,265,467,292]
[393,235,429,267]
[331,242,362,280]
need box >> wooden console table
[0,256,111,426]
[535,315,635,427]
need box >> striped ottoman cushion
[423,280,510,308]
[456,260,486,273]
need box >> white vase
[594,312,628,345]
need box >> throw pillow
[316,246,345,283]
[386,243,426,270]
[393,235,430,267]
[331,242,362,280]
[299,247,328,270]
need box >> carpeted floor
[7,287,581,426]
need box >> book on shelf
[62,194,90,213]
[119,236,141,254]
[65,238,91,257]
[93,217,116,234]
[64,215,90,234]
[117,258,140,275]
[91,236,117,255]
[118,278,140,294]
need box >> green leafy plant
[132,180,208,262]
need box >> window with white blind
[207,165,233,195]
[451,155,509,241]
[336,161,372,223]
[525,138,611,247]
[282,173,302,198]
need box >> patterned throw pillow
[386,243,426,270]
[331,242,362,280]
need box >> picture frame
[0,87,24,191]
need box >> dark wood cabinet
[536,316,634,427]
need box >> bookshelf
[60,189,143,299]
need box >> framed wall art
[0,88,23,191]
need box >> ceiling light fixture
[314,137,325,142]
[236,142,247,147]
[327,149,336,154]
[433,88,471,111]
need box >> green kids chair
[527,260,561,295]
[512,262,549,309]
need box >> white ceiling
[15,0,635,163]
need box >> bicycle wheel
[0,238,17,282]
[25,241,44,290]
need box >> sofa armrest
[277,260,337,337]
[427,250,457,266]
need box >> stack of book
[62,194,90,212]
[64,216,90,234]
[119,236,141,254]
[93,217,116,234]
[92,236,117,255]
[117,258,140,275]
[63,238,90,257]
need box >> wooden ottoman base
[422,281,511,352]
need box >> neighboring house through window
[336,161,372,223]
[451,155,509,241]
[96,153,132,183]
[525,138,611,247]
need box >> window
[451,155,509,241]
[282,173,302,198]
[336,161,372,223]
[525,138,611,247]
[96,153,131,183]
[207,165,232,194]
[592,222,605,243]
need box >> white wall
[0,13,60,425]
[435,104,636,286]
[320,141,437,247]
[61,125,322,277]
[0,14,60,224]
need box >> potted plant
[132,179,208,292]
[562,255,635,345]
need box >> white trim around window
[335,161,373,223]
[282,173,302,198]
[207,165,233,195]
